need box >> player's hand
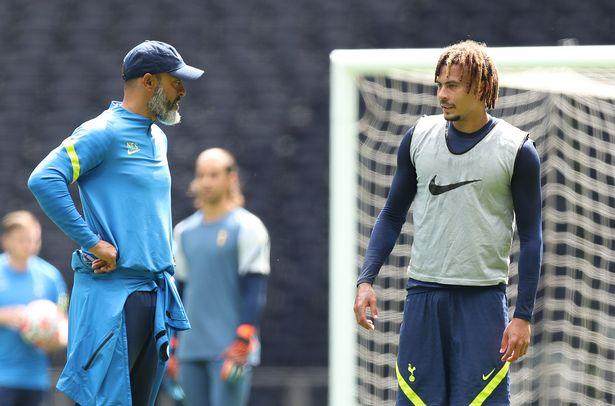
[220,359,245,383]
[500,317,531,362]
[222,324,256,366]
[33,331,66,352]
[220,324,256,382]
[167,355,179,379]
[0,306,27,330]
[166,337,180,379]
[89,240,118,273]
[30,316,68,353]
[354,282,379,330]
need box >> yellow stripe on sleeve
[396,362,426,406]
[469,362,510,405]
[63,140,80,182]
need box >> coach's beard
[148,85,181,126]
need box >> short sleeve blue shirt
[0,254,67,390]
[174,208,270,362]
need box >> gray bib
[408,115,528,285]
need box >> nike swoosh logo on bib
[428,175,482,195]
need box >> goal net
[329,46,615,406]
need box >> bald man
[171,149,270,406]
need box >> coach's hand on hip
[500,318,531,362]
[89,240,118,274]
[354,283,379,330]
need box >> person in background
[0,211,68,406]
[170,148,270,406]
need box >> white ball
[20,299,62,345]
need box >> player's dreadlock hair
[435,40,499,109]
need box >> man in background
[170,148,270,406]
[0,211,67,406]
[28,40,203,405]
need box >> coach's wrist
[83,235,101,252]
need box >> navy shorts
[395,285,510,405]
[125,290,159,406]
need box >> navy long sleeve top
[357,117,543,322]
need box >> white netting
[355,70,615,405]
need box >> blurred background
[0,1,613,405]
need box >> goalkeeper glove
[220,324,256,383]
[166,336,180,380]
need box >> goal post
[329,45,615,406]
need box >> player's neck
[451,111,489,133]
[7,255,28,272]
[121,95,156,121]
[200,200,236,223]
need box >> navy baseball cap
[122,40,204,81]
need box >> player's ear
[31,225,42,255]
[188,178,198,197]
[142,73,158,92]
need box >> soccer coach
[28,41,203,405]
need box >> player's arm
[28,128,117,272]
[220,272,268,373]
[236,215,270,329]
[222,216,270,372]
[238,274,268,328]
[500,139,542,362]
[0,306,26,329]
[166,224,188,379]
[32,266,69,353]
[50,267,69,349]
[355,128,418,330]
[172,224,189,298]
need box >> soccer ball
[20,299,66,347]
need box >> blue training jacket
[57,251,189,405]
[28,101,175,274]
